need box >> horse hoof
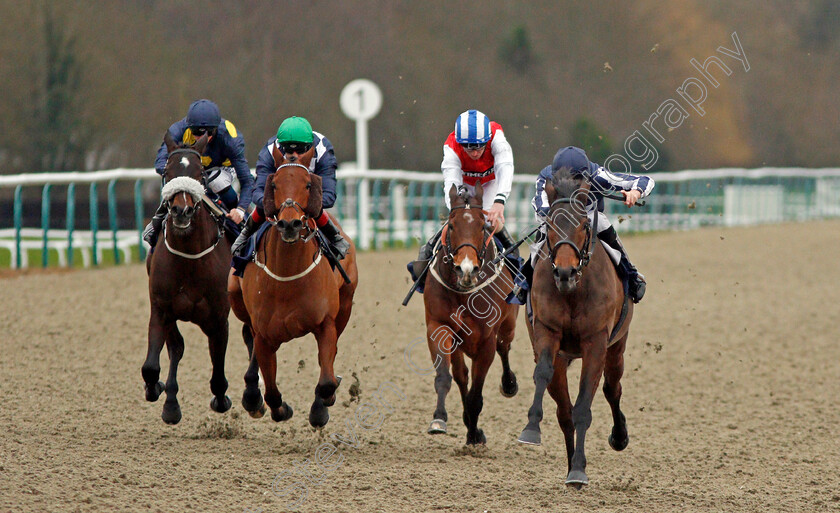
[145,381,164,402]
[161,402,182,425]
[565,470,589,488]
[309,403,330,428]
[428,419,447,434]
[609,432,629,451]
[517,428,541,446]
[270,403,294,422]
[241,389,264,414]
[248,404,267,419]
[210,395,232,414]
[499,379,518,398]
[466,429,486,445]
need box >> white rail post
[340,79,382,250]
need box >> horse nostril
[292,219,303,229]
[184,206,194,217]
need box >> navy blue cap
[186,99,221,129]
[551,146,592,174]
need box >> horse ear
[164,131,178,153]
[545,179,557,203]
[448,184,461,206]
[193,133,209,154]
[262,173,278,219]
[272,144,284,168]
[472,181,484,205]
[304,173,323,218]
[297,146,315,168]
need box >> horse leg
[463,342,495,445]
[518,324,558,445]
[202,318,231,414]
[142,310,166,403]
[255,335,293,422]
[310,321,340,428]
[496,319,518,397]
[427,323,454,434]
[566,337,607,488]
[546,357,575,472]
[161,322,185,425]
[604,335,629,451]
[241,324,266,418]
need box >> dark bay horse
[517,167,633,487]
[229,145,358,427]
[142,132,234,424]
[422,183,519,445]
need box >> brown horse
[422,183,519,445]
[229,145,358,427]
[142,132,234,424]
[517,167,633,487]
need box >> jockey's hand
[487,203,505,232]
[227,208,245,225]
[622,189,642,207]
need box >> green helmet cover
[276,116,313,144]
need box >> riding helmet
[276,116,314,144]
[454,110,492,145]
[186,99,221,129]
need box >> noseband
[547,197,595,277]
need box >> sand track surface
[1,221,839,512]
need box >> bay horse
[422,183,519,445]
[517,167,633,487]
[228,145,358,427]
[142,132,234,424]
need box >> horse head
[544,167,594,294]
[445,182,492,290]
[161,131,210,231]
[263,144,322,243]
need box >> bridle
[546,197,596,278]
[161,148,224,259]
[264,163,318,243]
[441,203,495,270]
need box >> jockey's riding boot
[142,201,168,247]
[598,226,646,303]
[319,217,351,260]
[494,226,521,268]
[409,229,443,281]
[232,215,261,257]
[510,257,533,305]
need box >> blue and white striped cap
[454,110,491,145]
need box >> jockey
[231,116,351,259]
[519,145,654,304]
[144,99,255,247]
[409,109,519,279]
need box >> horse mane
[550,167,584,200]
[161,176,205,202]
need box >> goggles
[280,141,313,154]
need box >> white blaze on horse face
[458,254,476,276]
[463,211,475,224]
[181,156,189,168]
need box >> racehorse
[422,183,519,445]
[517,167,633,487]
[142,132,234,424]
[228,145,358,427]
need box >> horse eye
[306,183,312,190]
